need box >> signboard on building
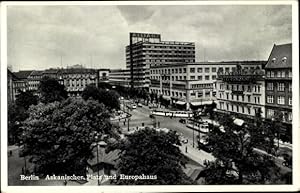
[130,32,160,39]
[130,32,161,44]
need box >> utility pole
[129,33,134,89]
[61,55,63,68]
[203,47,205,62]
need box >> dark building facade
[264,43,292,123]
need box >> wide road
[122,104,204,148]
[121,103,292,174]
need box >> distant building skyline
[7,4,292,71]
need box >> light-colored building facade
[28,70,43,92]
[62,68,98,97]
[7,69,17,104]
[126,32,195,89]
[13,70,33,97]
[216,62,266,118]
[264,43,292,123]
[109,69,131,87]
[27,67,98,97]
[149,61,264,110]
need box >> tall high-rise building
[126,32,195,89]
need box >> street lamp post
[62,159,67,186]
[192,120,195,148]
[127,118,130,131]
[20,138,27,175]
[94,136,100,185]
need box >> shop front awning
[233,118,245,126]
[162,96,171,100]
[175,101,186,105]
[190,100,214,106]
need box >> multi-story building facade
[126,32,195,89]
[13,70,33,96]
[216,64,266,118]
[7,69,17,104]
[28,70,44,92]
[62,68,98,97]
[109,69,131,87]
[150,61,265,110]
[264,43,292,123]
[27,67,98,97]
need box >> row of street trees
[200,111,292,184]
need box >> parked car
[281,153,292,168]
[179,119,186,124]
[137,103,142,107]
[177,134,188,144]
[197,138,213,153]
[132,104,137,109]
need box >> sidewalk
[179,141,215,166]
[8,145,20,151]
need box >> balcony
[265,76,292,81]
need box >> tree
[15,90,38,110]
[98,82,111,90]
[202,114,280,184]
[8,90,37,144]
[38,76,68,104]
[8,104,28,144]
[271,111,286,153]
[82,84,101,101]
[107,128,194,185]
[99,89,120,110]
[204,101,217,119]
[21,98,117,176]
[82,84,120,110]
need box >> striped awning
[175,101,186,105]
[162,96,171,100]
[190,100,213,106]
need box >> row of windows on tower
[267,95,292,105]
[266,82,292,92]
[266,70,292,78]
[219,93,261,104]
[150,75,216,81]
[151,67,219,74]
[219,84,261,93]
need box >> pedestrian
[124,121,126,126]
[22,167,24,174]
[9,150,12,156]
[63,180,67,186]
[185,146,188,153]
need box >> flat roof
[150,61,266,68]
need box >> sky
[7,4,292,71]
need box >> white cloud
[7,4,292,71]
